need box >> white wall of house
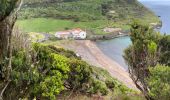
[72,31,86,39]
[79,31,86,39]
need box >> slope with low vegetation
[16,0,160,35]
[1,29,143,99]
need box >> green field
[16,18,107,34]
[16,18,130,34]
[16,17,159,35]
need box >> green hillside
[17,0,159,34]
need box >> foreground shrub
[159,35,170,66]
[105,80,115,90]
[67,59,93,91]
[147,65,170,100]
[6,43,134,99]
[88,79,108,95]
[32,44,70,99]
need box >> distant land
[17,0,160,37]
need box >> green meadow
[16,18,123,34]
[16,17,158,35]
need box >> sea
[96,0,170,70]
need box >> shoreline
[58,40,138,90]
[86,23,162,41]
[87,31,129,40]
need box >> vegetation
[123,20,170,100]
[147,65,170,100]
[159,35,170,66]
[0,27,138,99]
[20,0,158,22]
[16,18,109,34]
[1,0,169,100]
[16,0,159,34]
[7,42,138,99]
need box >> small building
[55,28,87,39]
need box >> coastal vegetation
[0,1,142,100]
[123,20,170,100]
[16,0,159,35]
[0,0,169,100]
[0,28,141,99]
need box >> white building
[55,28,86,39]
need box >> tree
[147,65,170,100]
[0,0,21,61]
[0,0,22,99]
[123,20,160,99]
[159,35,170,66]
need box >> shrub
[105,80,115,90]
[147,65,170,100]
[8,43,135,99]
[159,35,170,66]
[88,80,108,95]
[67,59,93,91]
[32,44,70,99]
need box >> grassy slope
[16,18,108,34]
[16,0,159,34]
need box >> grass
[16,18,109,34]
[16,16,159,35]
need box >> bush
[159,35,170,66]
[67,59,93,91]
[8,43,135,99]
[105,80,115,90]
[32,44,70,99]
[88,80,108,95]
[147,65,170,100]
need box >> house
[55,28,87,39]
[71,28,86,39]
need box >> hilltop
[17,0,160,35]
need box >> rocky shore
[87,31,129,40]
[86,23,161,40]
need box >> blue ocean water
[96,0,170,70]
[141,0,170,34]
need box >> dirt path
[59,40,137,90]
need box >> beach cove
[96,0,170,70]
[53,40,137,90]
[49,1,170,89]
